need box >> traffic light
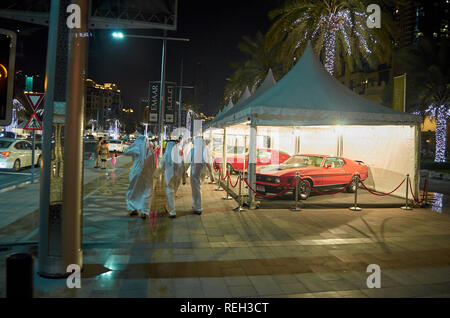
[0,29,16,126]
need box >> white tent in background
[209,42,422,207]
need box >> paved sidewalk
[1,167,450,298]
[0,155,131,243]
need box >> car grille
[256,174,277,183]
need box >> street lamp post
[111,31,189,146]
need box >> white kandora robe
[160,141,184,216]
[187,137,207,212]
[124,136,155,215]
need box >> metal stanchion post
[234,170,245,212]
[291,172,302,211]
[223,166,233,200]
[214,166,224,191]
[349,175,362,211]
[401,174,413,210]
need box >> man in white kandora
[124,135,156,220]
[186,136,207,215]
[160,140,185,218]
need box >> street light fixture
[110,30,189,147]
[112,31,124,39]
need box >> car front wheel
[293,179,312,200]
[13,159,21,172]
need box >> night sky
[2,0,285,116]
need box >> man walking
[95,136,103,168]
[186,136,207,215]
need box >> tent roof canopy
[208,70,276,128]
[212,42,421,127]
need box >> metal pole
[31,130,35,184]
[248,123,257,209]
[158,26,168,148]
[39,0,60,277]
[291,172,301,211]
[223,165,233,200]
[349,175,362,211]
[61,0,89,270]
[401,174,413,210]
[215,166,224,191]
[234,170,245,212]
[178,58,183,128]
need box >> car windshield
[0,140,12,148]
[281,155,324,168]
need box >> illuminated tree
[397,38,449,162]
[266,0,394,76]
[224,31,282,103]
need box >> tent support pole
[222,127,227,178]
[414,124,421,202]
[248,122,258,209]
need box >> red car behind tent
[255,154,369,200]
[213,148,291,173]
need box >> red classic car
[213,147,291,173]
[255,154,369,200]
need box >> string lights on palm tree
[267,0,392,75]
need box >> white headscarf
[162,140,183,186]
[124,135,149,178]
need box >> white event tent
[205,43,422,206]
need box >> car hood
[257,164,320,176]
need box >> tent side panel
[342,125,417,198]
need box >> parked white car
[107,139,128,153]
[0,138,42,171]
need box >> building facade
[85,79,122,132]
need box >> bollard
[234,170,245,212]
[291,172,302,211]
[349,175,362,211]
[401,174,413,210]
[214,166,224,191]
[222,166,233,200]
[6,253,34,298]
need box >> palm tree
[224,31,282,103]
[266,0,394,76]
[394,38,450,162]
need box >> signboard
[24,112,42,130]
[24,92,45,111]
[165,84,175,123]
[393,74,406,112]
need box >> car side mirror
[325,164,332,168]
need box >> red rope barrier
[359,178,406,196]
[409,178,428,204]
[300,177,353,195]
[227,171,239,188]
[243,178,290,199]
[215,165,227,181]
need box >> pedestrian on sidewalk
[110,150,118,169]
[95,137,103,168]
[185,136,207,215]
[124,135,156,219]
[100,140,109,169]
[160,139,185,218]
